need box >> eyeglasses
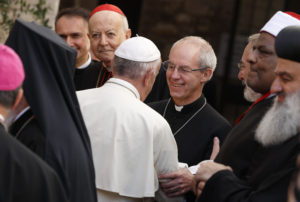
[162,60,207,73]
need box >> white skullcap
[115,36,161,62]
[260,11,300,37]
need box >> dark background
[59,0,300,124]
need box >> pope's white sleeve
[153,120,185,202]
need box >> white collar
[268,93,276,99]
[0,113,4,122]
[106,78,140,100]
[14,106,30,121]
[77,54,92,69]
[174,105,184,112]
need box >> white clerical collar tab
[0,114,4,122]
[77,53,92,69]
[175,105,184,112]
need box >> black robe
[0,123,67,202]
[74,60,112,91]
[197,96,299,202]
[6,19,97,202]
[9,108,45,159]
[149,95,231,166]
[215,96,275,177]
[198,134,299,202]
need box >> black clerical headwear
[275,25,300,63]
[5,19,97,202]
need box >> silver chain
[163,98,207,136]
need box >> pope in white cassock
[77,36,184,202]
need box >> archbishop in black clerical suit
[150,95,231,166]
[0,123,67,202]
[9,108,45,158]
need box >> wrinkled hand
[194,161,232,198]
[195,161,232,182]
[159,167,196,197]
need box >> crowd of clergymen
[1,3,300,202]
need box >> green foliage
[0,0,51,32]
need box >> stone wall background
[137,0,300,122]
[16,0,300,123]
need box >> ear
[125,29,132,39]
[200,68,213,83]
[11,88,23,111]
[142,68,154,87]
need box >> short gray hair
[248,33,260,43]
[113,56,161,80]
[0,87,20,108]
[122,15,129,31]
[172,36,217,71]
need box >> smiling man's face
[166,42,205,105]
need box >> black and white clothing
[150,95,231,166]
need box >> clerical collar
[106,78,140,100]
[171,95,206,114]
[0,113,4,123]
[174,105,184,112]
[14,106,30,122]
[163,95,207,136]
[77,54,92,69]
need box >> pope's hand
[159,167,196,197]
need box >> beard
[244,85,263,102]
[255,91,300,146]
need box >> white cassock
[77,78,184,202]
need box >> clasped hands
[158,137,232,198]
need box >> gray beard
[244,85,263,102]
[255,92,300,146]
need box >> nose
[99,35,108,46]
[170,68,181,80]
[246,48,257,66]
[65,36,74,47]
[238,68,246,81]
[270,77,282,95]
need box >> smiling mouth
[171,84,184,87]
[98,50,113,53]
